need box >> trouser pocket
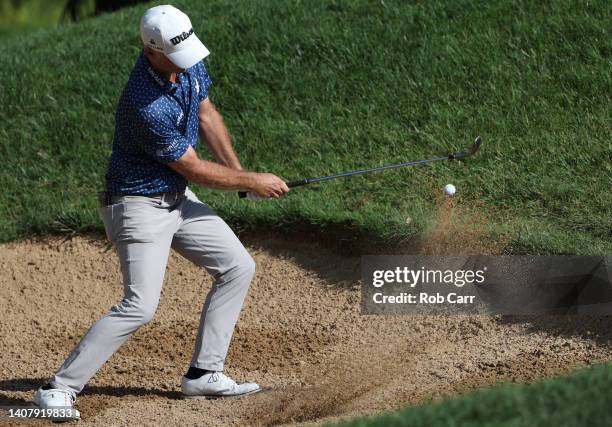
[99,203,124,244]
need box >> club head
[449,136,482,160]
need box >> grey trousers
[50,187,255,394]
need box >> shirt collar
[141,52,179,94]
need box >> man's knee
[221,251,256,283]
[111,299,158,325]
[242,253,256,278]
[235,252,256,278]
[137,305,157,324]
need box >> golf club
[239,136,482,199]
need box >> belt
[98,190,186,208]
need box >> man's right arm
[168,146,289,198]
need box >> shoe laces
[216,372,237,388]
[52,389,76,405]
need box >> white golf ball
[443,184,456,196]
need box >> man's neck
[155,66,177,83]
[144,56,178,83]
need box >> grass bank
[1,0,610,253]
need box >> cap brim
[166,34,210,69]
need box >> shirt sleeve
[194,60,213,102]
[133,109,190,164]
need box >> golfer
[34,4,288,419]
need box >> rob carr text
[372,292,475,304]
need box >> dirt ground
[2,202,612,426]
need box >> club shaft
[238,136,480,198]
[287,155,450,187]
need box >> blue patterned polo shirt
[104,51,212,194]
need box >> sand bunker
[1,199,611,425]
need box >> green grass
[335,362,612,427]
[0,0,610,253]
[0,0,91,37]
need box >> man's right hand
[249,173,290,198]
[169,146,290,198]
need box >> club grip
[238,179,309,200]
[286,179,309,188]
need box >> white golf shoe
[33,386,80,421]
[181,371,261,399]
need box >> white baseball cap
[140,5,210,69]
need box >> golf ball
[443,184,456,196]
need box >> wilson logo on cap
[170,28,194,46]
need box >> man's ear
[143,47,155,61]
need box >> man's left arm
[198,98,243,170]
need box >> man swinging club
[34,4,289,419]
